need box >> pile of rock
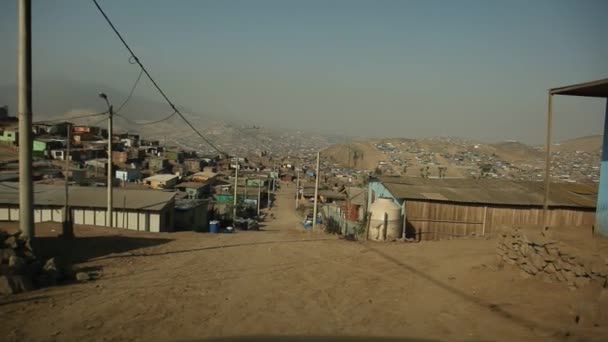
[1,230,91,295]
[497,227,608,289]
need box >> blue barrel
[209,220,219,234]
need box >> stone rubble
[497,227,608,289]
[0,230,93,295]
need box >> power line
[115,68,144,114]
[90,114,110,127]
[115,111,177,126]
[91,0,226,156]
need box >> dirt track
[1,183,606,341]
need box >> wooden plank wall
[405,200,595,241]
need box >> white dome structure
[368,198,402,241]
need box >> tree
[437,166,447,178]
[479,164,494,178]
[419,166,430,178]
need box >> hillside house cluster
[0,118,281,232]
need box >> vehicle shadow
[34,235,173,264]
[361,243,559,338]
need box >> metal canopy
[550,78,608,98]
[543,77,608,237]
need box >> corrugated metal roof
[0,182,174,211]
[346,187,366,206]
[144,174,178,182]
[376,176,597,208]
[549,78,608,98]
[176,182,207,189]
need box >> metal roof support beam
[542,93,553,232]
[596,100,608,237]
[548,78,608,238]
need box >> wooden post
[401,201,407,239]
[365,213,371,241]
[542,93,553,232]
[312,152,320,231]
[482,206,488,237]
[383,212,388,241]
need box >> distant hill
[488,141,544,163]
[322,140,387,170]
[0,80,342,155]
[321,136,601,182]
[554,135,602,153]
[0,79,176,122]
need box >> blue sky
[1,0,607,143]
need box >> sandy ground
[1,183,607,342]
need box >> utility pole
[273,163,277,192]
[312,152,320,231]
[267,175,271,209]
[108,107,113,227]
[244,177,248,200]
[257,181,261,216]
[295,170,300,210]
[99,93,113,228]
[233,156,238,227]
[62,124,73,237]
[18,0,34,239]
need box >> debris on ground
[1,230,93,295]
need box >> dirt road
[1,183,606,341]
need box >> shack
[176,182,209,199]
[174,199,209,232]
[143,174,179,189]
[368,176,597,240]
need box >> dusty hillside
[488,141,544,162]
[555,135,602,153]
[322,140,388,170]
[321,136,600,182]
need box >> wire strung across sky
[114,68,144,114]
[91,0,226,156]
[115,111,177,126]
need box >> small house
[116,169,142,183]
[112,151,128,165]
[148,158,169,171]
[33,139,64,157]
[126,148,145,162]
[140,139,159,147]
[174,199,209,232]
[143,174,179,189]
[176,182,209,199]
[0,129,18,146]
[184,159,204,173]
[162,150,185,163]
[191,171,218,183]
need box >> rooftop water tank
[368,198,402,241]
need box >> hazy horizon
[1,0,607,145]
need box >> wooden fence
[405,200,595,241]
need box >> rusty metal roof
[376,176,597,208]
[0,182,175,211]
[550,78,608,98]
